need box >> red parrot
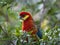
[20,12,37,34]
[19,12,42,41]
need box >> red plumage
[20,12,37,34]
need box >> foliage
[0,0,60,45]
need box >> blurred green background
[0,0,60,45]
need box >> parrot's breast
[22,17,35,32]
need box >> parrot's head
[19,12,31,21]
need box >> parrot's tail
[36,27,42,39]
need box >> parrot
[19,11,42,42]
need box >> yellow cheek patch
[23,15,29,20]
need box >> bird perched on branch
[19,11,42,42]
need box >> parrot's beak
[19,16,22,19]
[19,16,24,22]
[19,16,23,20]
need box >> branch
[39,0,51,27]
[0,25,8,35]
[0,25,15,45]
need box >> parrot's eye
[22,14,26,17]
